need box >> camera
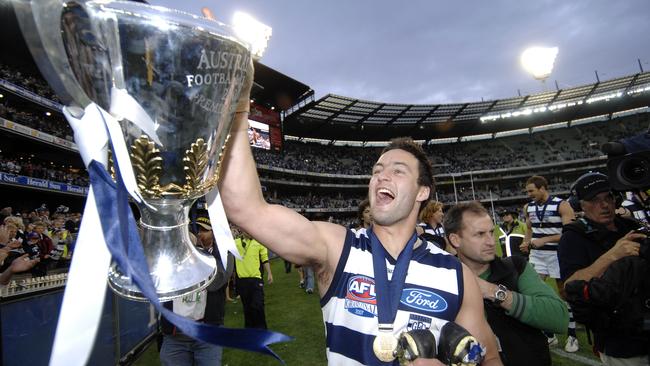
[605,132,650,191]
[607,151,650,191]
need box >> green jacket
[479,261,568,333]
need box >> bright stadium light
[233,11,272,59]
[521,46,559,81]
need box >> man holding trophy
[220,68,502,364]
[13,0,502,364]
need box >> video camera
[604,132,650,191]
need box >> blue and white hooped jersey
[320,228,463,365]
[526,196,563,250]
[418,222,445,238]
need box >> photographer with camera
[558,172,649,365]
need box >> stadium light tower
[521,46,559,89]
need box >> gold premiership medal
[373,331,398,362]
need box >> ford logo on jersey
[345,275,377,318]
[400,288,448,313]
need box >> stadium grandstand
[2,1,650,365]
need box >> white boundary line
[551,349,602,366]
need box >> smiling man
[219,71,501,365]
[445,202,568,366]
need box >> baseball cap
[195,216,212,231]
[27,232,40,241]
[572,172,611,201]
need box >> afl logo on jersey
[400,288,448,313]
[346,275,376,303]
[344,275,377,318]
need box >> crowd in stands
[0,100,72,140]
[0,153,88,186]
[254,113,648,175]
[0,204,80,278]
[2,63,649,213]
[0,65,62,103]
[267,192,362,209]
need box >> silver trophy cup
[15,0,252,301]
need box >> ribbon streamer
[88,160,291,359]
[206,187,242,265]
[50,104,113,366]
[49,103,290,365]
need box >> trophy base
[106,199,219,302]
[107,254,217,302]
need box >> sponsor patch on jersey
[400,288,448,313]
[345,275,377,318]
[407,314,432,331]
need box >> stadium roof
[250,62,313,112]
[284,72,650,142]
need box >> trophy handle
[12,0,93,108]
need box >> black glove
[396,329,436,364]
[438,321,485,366]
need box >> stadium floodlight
[521,46,559,81]
[233,11,272,60]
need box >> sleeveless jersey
[321,228,463,365]
[621,192,648,224]
[526,196,563,251]
[418,222,445,237]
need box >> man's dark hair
[443,201,489,237]
[357,198,370,224]
[526,175,548,190]
[381,137,435,210]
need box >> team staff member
[493,209,527,258]
[218,63,501,365]
[447,202,568,366]
[234,230,273,329]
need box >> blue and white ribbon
[49,102,289,366]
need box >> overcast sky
[153,0,650,104]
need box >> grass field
[134,258,602,366]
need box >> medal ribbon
[534,196,553,227]
[368,227,417,329]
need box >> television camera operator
[558,134,650,366]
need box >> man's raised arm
[218,71,344,269]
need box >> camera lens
[620,156,650,185]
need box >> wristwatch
[493,284,508,305]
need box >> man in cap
[559,172,649,365]
[233,228,273,329]
[159,216,233,366]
